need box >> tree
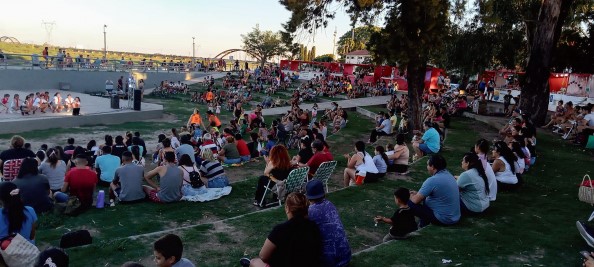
[521,0,574,125]
[314,54,335,62]
[336,25,381,58]
[241,25,286,68]
[281,0,449,131]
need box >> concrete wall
[0,70,205,93]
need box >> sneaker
[577,221,594,248]
[239,258,251,267]
[109,199,115,207]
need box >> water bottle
[96,190,105,208]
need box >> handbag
[579,174,594,205]
[60,230,92,248]
[0,234,40,267]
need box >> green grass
[47,116,594,266]
[5,75,592,266]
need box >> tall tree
[241,25,286,68]
[521,0,574,125]
[314,54,336,62]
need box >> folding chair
[312,161,337,193]
[259,167,309,207]
[563,120,577,140]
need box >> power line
[41,20,56,45]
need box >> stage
[0,90,163,134]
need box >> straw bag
[579,174,594,205]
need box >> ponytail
[0,182,26,234]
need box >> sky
[0,0,364,60]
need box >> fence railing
[0,52,209,73]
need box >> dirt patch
[385,173,414,182]
[354,227,384,244]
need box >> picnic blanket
[181,185,232,202]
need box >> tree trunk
[260,57,266,68]
[520,0,573,125]
[407,55,427,132]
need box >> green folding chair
[312,161,337,193]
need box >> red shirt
[236,139,250,156]
[65,168,97,208]
[306,152,334,175]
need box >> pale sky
[0,0,361,60]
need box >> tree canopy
[336,25,380,58]
[241,25,285,67]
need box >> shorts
[418,143,435,155]
[487,87,494,92]
[208,176,230,188]
[148,190,162,203]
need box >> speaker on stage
[133,90,141,111]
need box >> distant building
[344,50,371,64]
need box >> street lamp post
[192,37,196,70]
[103,24,107,59]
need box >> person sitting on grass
[455,153,490,215]
[198,149,230,188]
[306,179,352,267]
[244,192,322,267]
[95,146,121,186]
[143,152,183,203]
[374,187,418,242]
[412,121,441,161]
[291,139,313,166]
[343,141,379,187]
[12,158,53,214]
[108,151,145,207]
[408,154,460,227]
[491,141,519,191]
[369,113,392,143]
[54,154,97,212]
[217,136,242,165]
[473,139,497,201]
[299,140,334,178]
[253,145,294,206]
[386,134,410,174]
[259,134,276,157]
[235,134,251,163]
[369,146,389,183]
[153,233,196,267]
[0,181,38,244]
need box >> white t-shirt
[584,113,594,126]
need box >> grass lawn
[28,103,594,266]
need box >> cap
[305,180,325,200]
[203,133,212,140]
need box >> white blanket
[181,185,232,202]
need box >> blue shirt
[421,128,440,153]
[308,199,352,267]
[95,154,121,182]
[418,170,460,225]
[0,206,37,244]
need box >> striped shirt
[199,160,225,179]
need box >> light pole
[192,37,196,69]
[103,24,107,59]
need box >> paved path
[261,95,393,116]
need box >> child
[215,101,221,115]
[207,101,214,113]
[374,187,418,242]
[1,94,9,113]
[153,234,195,267]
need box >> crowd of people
[4,64,590,267]
[1,91,81,116]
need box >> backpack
[60,230,92,248]
[183,166,205,188]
